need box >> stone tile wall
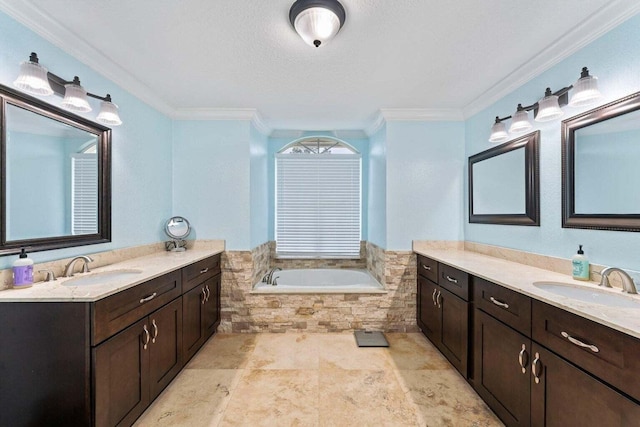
[219,240,419,333]
[269,241,367,270]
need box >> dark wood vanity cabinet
[417,256,469,377]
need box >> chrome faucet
[63,256,94,277]
[262,267,282,285]
[599,267,638,294]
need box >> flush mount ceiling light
[488,66,601,143]
[13,52,123,126]
[289,0,346,48]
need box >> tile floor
[134,333,503,427]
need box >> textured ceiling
[1,0,638,131]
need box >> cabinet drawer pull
[561,331,600,353]
[489,297,510,309]
[532,352,542,384]
[142,325,150,350]
[432,288,438,306]
[518,344,528,374]
[205,284,211,301]
[200,268,209,274]
[139,292,157,304]
[436,290,442,308]
[422,264,432,271]
[201,287,207,304]
[151,319,158,344]
[445,275,458,284]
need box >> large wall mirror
[562,91,640,231]
[0,84,111,255]
[469,131,540,225]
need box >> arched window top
[278,137,359,155]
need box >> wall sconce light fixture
[13,52,122,126]
[489,67,601,143]
[289,0,346,48]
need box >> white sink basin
[533,281,640,309]
[63,269,143,286]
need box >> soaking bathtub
[252,268,385,294]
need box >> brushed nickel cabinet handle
[201,287,207,304]
[139,292,157,304]
[436,291,442,308]
[432,288,438,306]
[205,284,211,301]
[532,352,542,384]
[151,319,158,344]
[561,331,599,353]
[490,297,510,309]
[142,325,150,350]
[200,268,209,274]
[445,275,458,284]
[422,264,432,271]
[518,344,528,374]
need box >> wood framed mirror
[562,91,640,231]
[469,131,540,225]
[0,83,111,255]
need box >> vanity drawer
[417,255,439,283]
[182,254,221,292]
[532,300,640,402]
[438,264,470,301]
[92,270,182,345]
[474,277,531,336]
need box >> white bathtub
[252,269,385,294]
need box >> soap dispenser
[12,248,34,288]
[572,245,590,281]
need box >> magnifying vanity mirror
[562,91,640,231]
[0,83,111,255]
[469,131,540,225]
[165,216,191,251]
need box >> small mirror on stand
[164,216,191,251]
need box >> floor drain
[354,330,389,347]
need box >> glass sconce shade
[13,60,54,96]
[290,0,345,48]
[569,71,601,107]
[489,120,509,143]
[96,100,122,126]
[509,107,533,133]
[535,91,563,122]
[61,81,92,113]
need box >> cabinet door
[531,343,640,427]
[182,284,205,363]
[439,287,469,376]
[94,318,149,427]
[474,309,531,427]
[203,274,221,339]
[417,275,441,344]
[149,298,183,400]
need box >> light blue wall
[250,125,269,247]
[386,121,465,250]
[367,125,387,248]
[464,13,640,271]
[267,132,370,243]
[172,120,251,250]
[0,11,174,269]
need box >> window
[276,138,361,258]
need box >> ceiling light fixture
[289,0,346,48]
[13,52,123,126]
[488,67,601,143]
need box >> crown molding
[463,0,640,119]
[251,111,272,135]
[380,108,464,121]
[0,0,175,117]
[171,108,258,121]
[365,111,386,136]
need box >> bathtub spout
[272,276,279,286]
[264,267,282,285]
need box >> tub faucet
[599,267,638,294]
[63,256,94,277]
[262,267,282,285]
[272,276,279,286]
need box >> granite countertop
[413,245,640,340]
[0,248,223,302]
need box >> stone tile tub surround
[0,239,224,294]
[220,241,419,333]
[413,241,640,340]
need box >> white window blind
[276,153,361,258]
[71,153,98,235]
